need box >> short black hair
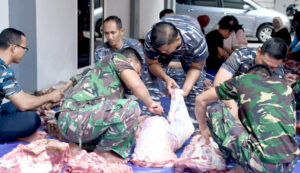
[218,15,234,25]
[0,28,25,50]
[219,20,233,32]
[104,16,122,29]
[260,37,288,60]
[120,47,142,64]
[232,16,244,32]
[159,9,174,19]
[247,64,272,77]
[150,22,179,48]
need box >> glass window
[176,0,188,4]
[191,0,217,7]
[223,0,246,9]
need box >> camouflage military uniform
[95,37,146,98]
[142,14,208,125]
[207,74,300,172]
[57,54,140,158]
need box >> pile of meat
[131,89,226,172]
[174,134,226,173]
[0,139,132,173]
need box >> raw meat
[66,149,132,173]
[0,139,133,173]
[173,134,226,173]
[131,89,194,168]
[0,139,69,173]
[131,116,177,168]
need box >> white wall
[104,0,131,38]
[274,0,299,15]
[139,0,164,39]
[0,0,9,31]
[3,0,77,92]
[36,0,77,90]
[9,0,38,92]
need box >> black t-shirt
[205,30,224,70]
[271,28,291,45]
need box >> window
[223,0,246,9]
[176,0,188,4]
[191,0,217,7]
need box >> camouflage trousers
[57,99,140,158]
[141,66,205,127]
[207,102,298,173]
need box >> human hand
[165,77,179,95]
[182,89,190,97]
[147,101,164,115]
[285,73,298,85]
[49,90,64,102]
[203,78,213,91]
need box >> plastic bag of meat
[131,89,194,168]
[167,89,195,151]
[173,134,226,173]
[131,116,177,167]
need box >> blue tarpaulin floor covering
[0,98,300,172]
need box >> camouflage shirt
[144,14,208,65]
[221,48,285,78]
[59,54,134,112]
[94,37,144,63]
[0,58,21,111]
[216,74,299,164]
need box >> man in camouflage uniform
[57,48,163,163]
[142,14,208,126]
[195,64,300,172]
[213,38,291,119]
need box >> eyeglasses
[15,44,29,52]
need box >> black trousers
[0,102,41,142]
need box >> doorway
[77,0,103,69]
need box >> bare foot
[95,150,129,164]
[17,130,47,142]
[69,142,81,156]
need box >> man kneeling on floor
[195,64,300,172]
[57,47,163,163]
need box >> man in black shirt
[206,21,233,70]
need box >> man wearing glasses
[0,28,63,142]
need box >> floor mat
[1,97,300,172]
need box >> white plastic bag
[167,89,195,150]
